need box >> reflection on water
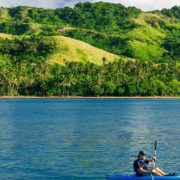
[0,99,179,179]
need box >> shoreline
[0,96,180,99]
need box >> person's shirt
[133,159,150,176]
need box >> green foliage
[161,6,180,19]
[8,6,64,25]
[0,36,57,62]
[0,1,179,99]
[0,21,30,35]
[55,2,141,33]
[0,58,179,96]
[65,29,131,56]
[162,32,180,61]
[0,2,179,62]
[0,2,140,35]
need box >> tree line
[0,58,179,96]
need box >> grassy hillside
[0,32,122,65]
[127,12,167,60]
[48,36,121,65]
[0,3,179,62]
[64,10,179,62]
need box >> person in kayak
[133,151,175,177]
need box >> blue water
[0,98,179,179]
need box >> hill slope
[0,3,179,62]
[48,36,122,65]
[0,33,123,65]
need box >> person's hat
[138,150,146,156]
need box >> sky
[0,0,179,11]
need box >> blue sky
[0,0,179,11]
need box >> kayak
[107,174,180,180]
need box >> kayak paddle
[152,140,157,180]
[153,140,157,168]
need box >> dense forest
[1,58,180,96]
[0,2,179,96]
[158,6,180,19]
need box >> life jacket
[133,159,148,175]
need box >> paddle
[152,140,157,180]
[153,140,157,168]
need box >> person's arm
[139,168,153,173]
[148,156,156,164]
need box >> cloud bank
[0,0,179,11]
[95,0,180,11]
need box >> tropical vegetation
[0,2,179,96]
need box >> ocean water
[0,98,179,180]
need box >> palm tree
[67,74,77,96]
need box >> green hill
[0,32,125,65]
[0,2,179,62]
[48,36,122,65]
[0,2,179,97]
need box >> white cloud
[0,0,59,8]
[0,0,179,11]
[93,0,180,11]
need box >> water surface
[0,99,179,179]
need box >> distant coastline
[0,96,180,99]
